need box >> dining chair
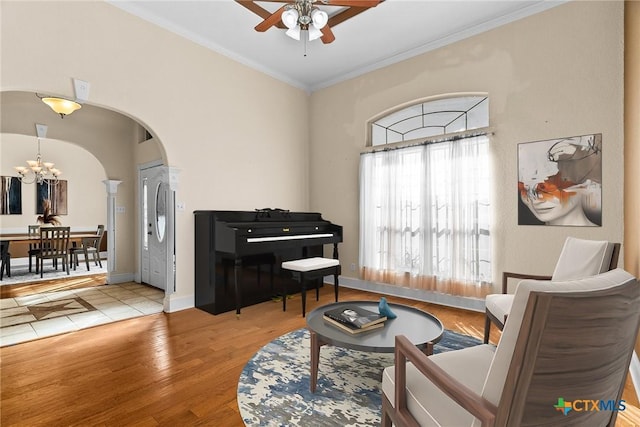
[36,226,71,278]
[28,225,41,273]
[0,241,10,280]
[69,225,105,271]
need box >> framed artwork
[0,176,22,215]
[37,180,68,215]
[518,134,602,226]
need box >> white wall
[309,1,625,296]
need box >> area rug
[0,262,107,286]
[237,327,483,426]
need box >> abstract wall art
[518,134,602,226]
[0,176,22,215]
[37,180,68,215]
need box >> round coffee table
[306,300,444,392]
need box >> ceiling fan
[236,0,383,44]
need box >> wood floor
[1,282,639,426]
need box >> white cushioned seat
[484,294,513,323]
[281,257,341,317]
[281,257,339,272]
[382,344,496,427]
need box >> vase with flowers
[37,199,61,226]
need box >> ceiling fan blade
[327,6,369,27]
[254,5,286,32]
[320,25,335,44]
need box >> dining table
[0,233,100,244]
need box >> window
[371,96,488,146]
[360,96,491,297]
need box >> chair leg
[483,314,492,344]
[282,280,287,312]
[83,249,90,271]
[301,281,307,318]
[334,272,339,302]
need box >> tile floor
[0,283,164,347]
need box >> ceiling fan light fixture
[286,26,301,40]
[308,25,323,41]
[311,9,328,29]
[41,96,82,118]
[282,8,299,29]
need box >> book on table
[323,305,387,334]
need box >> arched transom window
[370,96,488,146]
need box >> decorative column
[103,179,122,278]
[165,167,180,296]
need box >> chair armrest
[501,272,551,294]
[393,335,497,427]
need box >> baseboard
[131,275,487,314]
[165,293,194,313]
[324,275,486,312]
[107,272,135,284]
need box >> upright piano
[194,209,343,315]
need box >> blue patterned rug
[237,327,483,426]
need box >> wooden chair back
[495,278,640,426]
[86,224,105,250]
[39,226,71,258]
[28,225,40,250]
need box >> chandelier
[14,125,62,185]
[281,0,329,41]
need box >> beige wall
[1,1,309,305]
[309,1,625,291]
[0,134,107,230]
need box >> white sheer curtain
[359,135,492,298]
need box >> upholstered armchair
[382,268,639,427]
[483,237,620,343]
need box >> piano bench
[281,257,341,317]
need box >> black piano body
[194,209,343,315]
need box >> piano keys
[194,209,343,316]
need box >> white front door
[140,166,168,290]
